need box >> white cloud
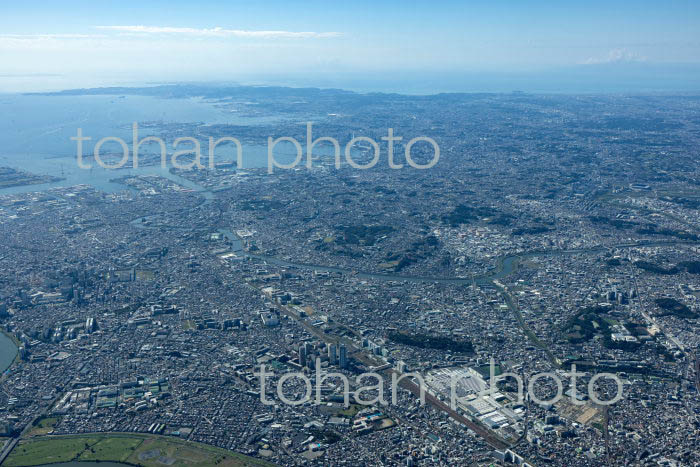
[582,48,647,65]
[94,25,341,39]
[0,26,342,54]
[0,34,109,50]
[1,34,99,39]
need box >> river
[241,240,697,286]
[0,331,18,374]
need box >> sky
[1,0,699,92]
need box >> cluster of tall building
[298,342,348,370]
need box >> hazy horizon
[2,0,699,94]
[2,64,700,95]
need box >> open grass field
[79,436,143,462]
[5,437,101,466]
[4,433,275,467]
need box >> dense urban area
[0,86,699,466]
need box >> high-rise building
[298,345,307,367]
[339,344,348,369]
[327,343,337,365]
